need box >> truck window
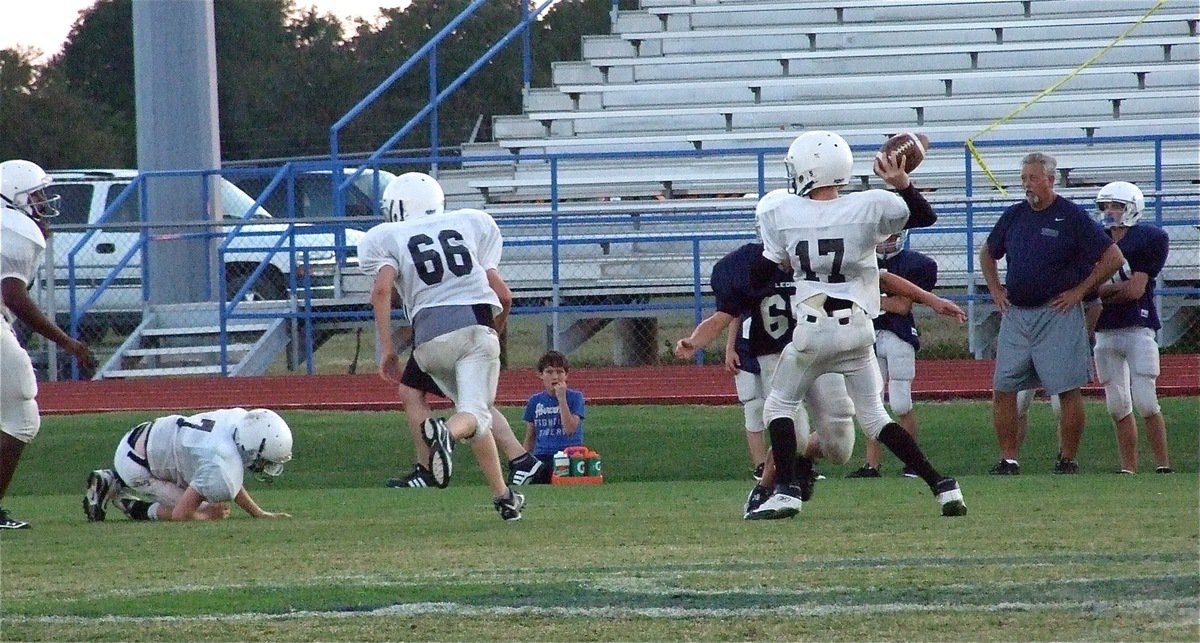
[103,183,141,224]
[51,184,95,225]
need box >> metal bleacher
[448,0,1198,208]
[438,0,1199,357]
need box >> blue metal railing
[60,167,360,378]
[56,131,1198,378]
[328,0,559,218]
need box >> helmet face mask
[784,131,854,197]
[876,230,908,260]
[1,159,60,221]
[233,409,293,483]
[1095,181,1144,228]
[381,172,445,222]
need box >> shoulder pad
[754,189,793,216]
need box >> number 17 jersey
[756,188,909,318]
[357,208,504,321]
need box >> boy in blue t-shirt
[522,350,586,484]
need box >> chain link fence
[25,196,1197,381]
[21,144,1198,381]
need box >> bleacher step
[139,324,272,337]
[104,365,226,378]
[122,343,256,358]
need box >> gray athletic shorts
[993,303,1091,395]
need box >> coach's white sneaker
[934,477,967,517]
[746,489,802,520]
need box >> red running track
[36,355,1198,415]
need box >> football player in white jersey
[358,172,526,521]
[1,159,96,529]
[750,131,966,520]
[82,408,293,522]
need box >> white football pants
[1094,326,1161,420]
[414,325,501,441]
[764,303,892,446]
[1,318,40,443]
[875,329,916,417]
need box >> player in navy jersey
[714,242,792,478]
[981,152,1124,475]
[1092,181,1172,474]
[675,242,854,482]
[848,230,940,478]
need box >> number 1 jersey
[756,188,909,318]
[357,208,504,320]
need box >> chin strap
[1,193,46,223]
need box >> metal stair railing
[328,0,560,216]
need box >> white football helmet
[233,409,293,481]
[0,159,60,219]
[381,172,445,222]
[784,131,854,197]
[876,230,908,261]
[1095,181,1144,228]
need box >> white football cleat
[934,477,967,517]
[420,418,454,489]
[746,491,802,521]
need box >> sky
[0,0,409,62]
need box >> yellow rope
[965,0,1169,195]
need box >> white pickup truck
[42,170,368,342]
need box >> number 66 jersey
[357,208,504,323]
[756,188,910,318]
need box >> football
[877,132,930,173]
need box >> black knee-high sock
[768,417,797,487]
[877,422,941,487]
[122,499,154,521]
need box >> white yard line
[7,598,1196,624]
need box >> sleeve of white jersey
[872,190,911,238]
[755,190,788,264]
[0,237,38,286]
[472,211,504,270]
[356,224,399,276]
[190,448,243,502]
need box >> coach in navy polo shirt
[979,151,1125,475]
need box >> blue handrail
[328,0,558,215]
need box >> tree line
[0,0,611,169]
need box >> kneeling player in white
[751,130,967,520]
[83,408,293,522]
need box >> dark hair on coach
[537,350,569,372]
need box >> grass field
[2,399,1197,641]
